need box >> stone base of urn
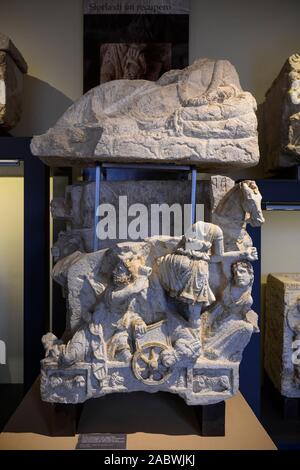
[41,358,238,407]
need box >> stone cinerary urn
[265,274,300,398]
[31,59,264,408]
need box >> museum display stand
[0,379,276,450]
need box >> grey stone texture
[51,180,205,259]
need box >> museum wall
[1,0,299,136]
[0,0,300,383]
[0,0,83,136]
[0,168,24,384]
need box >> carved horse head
[239,181,265,227]
[214,180,265,228]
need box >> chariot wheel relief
[132,342,172,385]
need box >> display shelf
[261,374,300,450]
[0,380,276,450]
[0,385,23,432]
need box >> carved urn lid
[31,58,259,170]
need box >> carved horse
[212,180,265,251]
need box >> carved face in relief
[240,181,265,227]
[123,60,143,79]
[112,261,133,287]
[123,49,146,80]
[232,261,254,288]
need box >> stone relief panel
[40,178,264,406]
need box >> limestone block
[265,274,300,397]
[259,54,300,174]
[0,33,27,130]
[208,175,235,215]
[31,59,259,169]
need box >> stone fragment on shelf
[0,33,28,130]
[31,58,259,170]
[259,54,300,174]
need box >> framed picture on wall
[83,0,190,92]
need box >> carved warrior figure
[202,261,258,362]
[42,323,107,382]
[158,220,257,329]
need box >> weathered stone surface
[0,33,27,130]
[265,274,300,398]
[208,175,235,214]
[31,59,259,169]
[51,180,205,259]
[41,180,264,406]
[51,177,264,262]
[259,54,300,174]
